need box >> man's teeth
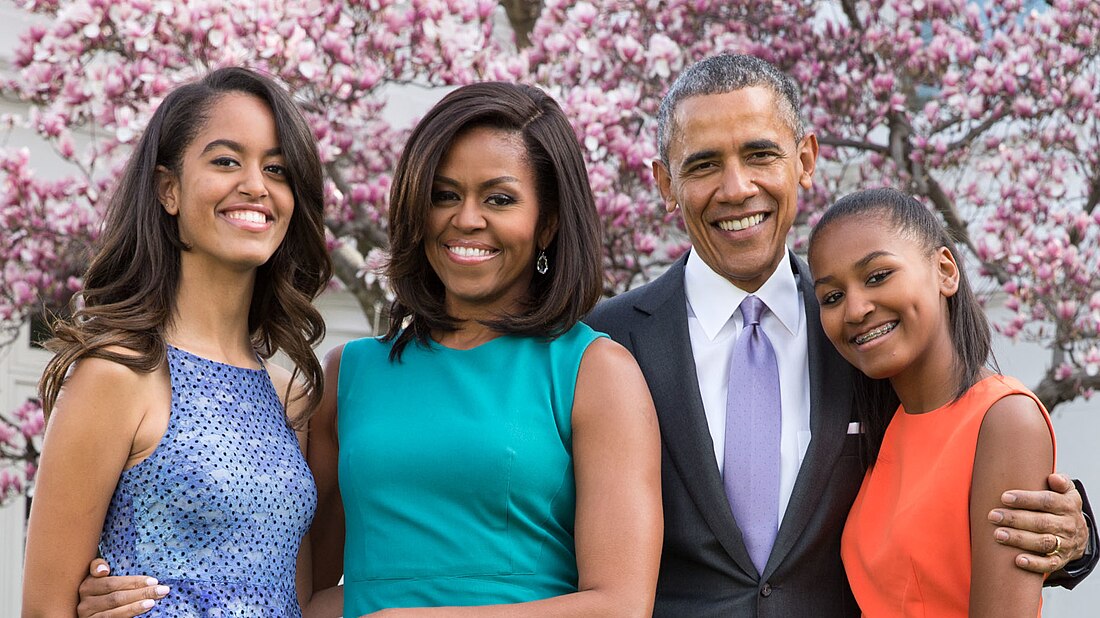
[717,213,764,231]
[855,322,897,345]
[449,246,495,257]
[226,210,267,224]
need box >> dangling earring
[536,249,549,275]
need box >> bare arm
[23,358,162,616]
[969,394,1053,617]
[362,337,663,618]
[306,346,347,595]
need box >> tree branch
[1032,367,1100,411]
[499,0,542,49]
[817,135,890,154]
[944,106,1009,153]
[330,241,389,334]
[840,0,863,30]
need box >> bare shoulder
[63,347,162,401]
[310,344,347,432]
[578,336,640,376]
[981,394,1052,446]
[51,348,165,435]
[323,343,346,374]
[267,361,294,393]
[575,337,654,426]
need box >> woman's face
[157,92,295,273]
[425,126,552,320]
[809,215,958,382]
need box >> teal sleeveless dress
[337,323,605,615]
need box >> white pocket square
[847,422,864,435]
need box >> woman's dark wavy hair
[39,67,332,426]
[808,187,994,464]
[384,82,603,360]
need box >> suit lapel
[764,253,855,576]
[628,256,758,578]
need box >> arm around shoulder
[969,393,1054,618]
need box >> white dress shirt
[684,248,812,521]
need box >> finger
[993,527,1062,555]
[90,597,159,618]
[78,575,160,598]
[89,558,111,578]
[999,489,1073,515]
[76,582,169,617]
[1046,473,1076,495]
[1014,551,1067,575]
[988,507,1076,537]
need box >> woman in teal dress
[308,82,663,617]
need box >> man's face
[654,86,818,292]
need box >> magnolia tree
[1,0,1098,504]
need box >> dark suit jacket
[586,252,864,617]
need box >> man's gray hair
[656,54,805,164]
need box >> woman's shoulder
[53,346,167,427]
[67,345,161,387]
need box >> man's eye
[748,151,779,161]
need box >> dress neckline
[167,343,267,373]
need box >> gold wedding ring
[1045,535,1062,557]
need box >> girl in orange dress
[808,188,1055,617]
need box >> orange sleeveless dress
[841,375,1055,617]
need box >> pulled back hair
[384,82,603,361]
[39,67,332,426]
[808,188,993,463]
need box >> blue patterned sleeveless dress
[98,345,316,616]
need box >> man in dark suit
[585,53,1095,617]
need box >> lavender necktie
[723,294,781,575]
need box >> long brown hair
[39,67,332,425]
[384,82,603,360]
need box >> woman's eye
[867,270,892,285]
[265,164,288,177]
[212,156,239,168]
[821,291,842,306]
[431,190,460,204]
[485,194,516,207]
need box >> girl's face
[425,126,554,320]
[157,92,294,273]
[808,215,959,383]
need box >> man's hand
[988,473,1088,573]
[77,558,169,618]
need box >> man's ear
[797,133,819,190]
[652,159,677,214]
[156,165,179,215]
[937,246,960,298]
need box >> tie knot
[740,295,766,327]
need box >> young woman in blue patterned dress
[22,68,332,616]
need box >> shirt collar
[684,248,802,341]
